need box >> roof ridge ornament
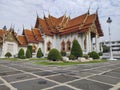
[36,11,39,18]
[48,10,51,18]
[42,10,46,19]
[22,25,25,31]
[87,5,91,14]
[96,7,99,15]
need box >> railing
[102,52,120,59]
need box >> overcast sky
[0,0,120,41]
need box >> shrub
[61,51,66,56]
[19,55,26,59]
[48,48,62,61]
[102,45,110,53]
[18,48,25,59]
[5,52,12,58]
[88,51,99,59]
[83,54,89,59]
[26,49,31,58]
[37,48,43,58]
[71,39,83,58]
[98,52,103,56]
[27,45,32,57]
[69,54,76,60]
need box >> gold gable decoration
[89,23,98,35]
[4,30,18,43]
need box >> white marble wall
[1,41,18,58]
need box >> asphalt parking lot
[0,60,120,90]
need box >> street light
[106,17,115,60]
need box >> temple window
[67,40,71,51]
[47,41,52,51]
[61,40,65,51]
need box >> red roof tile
[38,18,53,36]
[32,28,44,42]
[23,29,38,43]
[65,13,87,29]
[35,12,103,37]
[18,35,28,46]
[0,29,6,37]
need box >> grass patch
[29,58,47,61]
[0,57,48,61]
[35,59,107,66]
[0,58,19,61]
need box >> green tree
[70,39,83,59]
[3,25,7,30]
[102,45,110,53]
[88,51,99,59]
[61,51,66,56]
[37,48,43,58]
[27,45,32,57]
[5,52,12,58]
[48,48,62,61]
[26,48,31,58]
[18,48,25,59]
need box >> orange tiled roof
[38,18,53,36]
[84,14,95,25]
[23,29,38,43]
[35,12,103,37]
[65,13,87,29]
[32,28,44,42]
[0,29,6,37]
[18,35,28,46]
[44,16,58,33]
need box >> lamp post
[107,17,114,60]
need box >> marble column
[89,32,92,52]
[86,33,90,53]
[95,34,99,52]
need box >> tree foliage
[37,48,43,58]
[3,25,7,30]
[61,51,66,56]
[27,45,32,57]
[70,39,83,59]
[26,48,31,58]
[102,45,110,53]
[5,52,12,58]
[18,48,25,59]
[88,51,99,59]
[48,48,62,61]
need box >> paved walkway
[0,60,120,90]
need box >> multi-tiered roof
[0,10,103,47]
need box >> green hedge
[61,51,66,56]
[18,48,25,59]
[27,45,32,57]
[26,49,31,58]
[5,52,12,58]
[69,54,76,60]
[48,48,62,61]
[88,51,99,59]
[37,48,43,58]
[71,39,83,59]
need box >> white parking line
[2,64,81,90]
[0,76,17,90]
[109,82,120,90]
